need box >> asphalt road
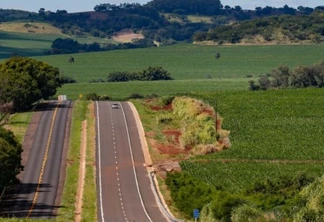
[96,101,168,222]
[0,100,72,219]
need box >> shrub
[85,93,100,101]
[210,193,246,221]
[160,96,174,106]
[60,76,77,84]
[127,93,144,99]
[165,172,217,219]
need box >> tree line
[3,1,324,46]
[47,38,157,55]
[88,66,173,83]
[249,60,324,91]
[194,11,324,44]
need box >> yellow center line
[26,101,61,218]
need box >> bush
[210,193,246,221]
[61,76,77,84]
[139,66,173,81]
[160,96,174,106]
[85,93,100,101]
[166,172,217,219]
[127,93,144,99]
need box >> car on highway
[112,103,119,109]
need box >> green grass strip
[57,100,96,221]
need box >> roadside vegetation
[57,100,96,222]
[168,89,324,220]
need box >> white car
[112,104,119,109]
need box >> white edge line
[119,102,153,222]
[96,101,105,222]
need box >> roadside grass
[56,78,250,100]
[5,112,33,143]
[57,100,96,221]
[81,102,97,221]
[34,44,324,83]
[131,99,184,218]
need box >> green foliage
[195,12,324,44]
[292,175,324,220]
[169,169,316,220]
[49,38,157,55]
[231,204,264,222]
[107,71,139,82]
[160,96,174,106]
[127,93,145,99]
[171,89,324,220]
[147,0,222,16]
[165,172,217,219]
[171,97,217,148]
[210,193,245,221]
[0,127,23,190]
[60,76,77,84]
[84,93,100,101]
[251,60,324,90]
[139,66,173,81]
[107,66,173,82]
[0,57,61,111]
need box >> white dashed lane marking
[111,107,128,222]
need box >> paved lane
[96,101,167,222]
[0,100,72,219]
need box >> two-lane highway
[96,101,167,222]
[0,100,72,219]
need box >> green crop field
[35,44,324,83]
[56,78,250,100]
[30,43,324,100]
[0,30,115,59]
[0,31,65,59]
[178,88,324,192]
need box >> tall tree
[0,127,23,190]
[0,57,62,111]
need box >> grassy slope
[57,100,96,221]
[0,31,64,59]
[0,22,115,60]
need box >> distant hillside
[193,11,324,44]
[1,0,324,50]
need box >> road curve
[0,100,72,219]
[96,101,168,222]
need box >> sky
[1,0,323,13]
